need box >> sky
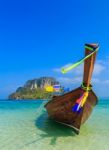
[0,0,109,98]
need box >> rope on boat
[61,46,99,74]
[81,82,92,91]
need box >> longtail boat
[45,44,99,134]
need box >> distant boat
[53,84,61,92]
[45,44,99,134]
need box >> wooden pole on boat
[83,44,99,87]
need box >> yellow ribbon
[81,91,89,107]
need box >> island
[8,77,63,100]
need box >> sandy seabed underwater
[0,99,109,150]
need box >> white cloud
[92,78,100,83]
[74,62,106,76]
[102,80,109,84]
[93,62,106,75]
[57,76,82,85]
[53,68,61,73]
[92,78,109,84]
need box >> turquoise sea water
[0,99,109,150]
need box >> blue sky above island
[0,0,109,98]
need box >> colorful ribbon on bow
[72,91,89,113]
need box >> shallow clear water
[0,99,109,150]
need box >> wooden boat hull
[45,87,98,134]
[45,43,99,134]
